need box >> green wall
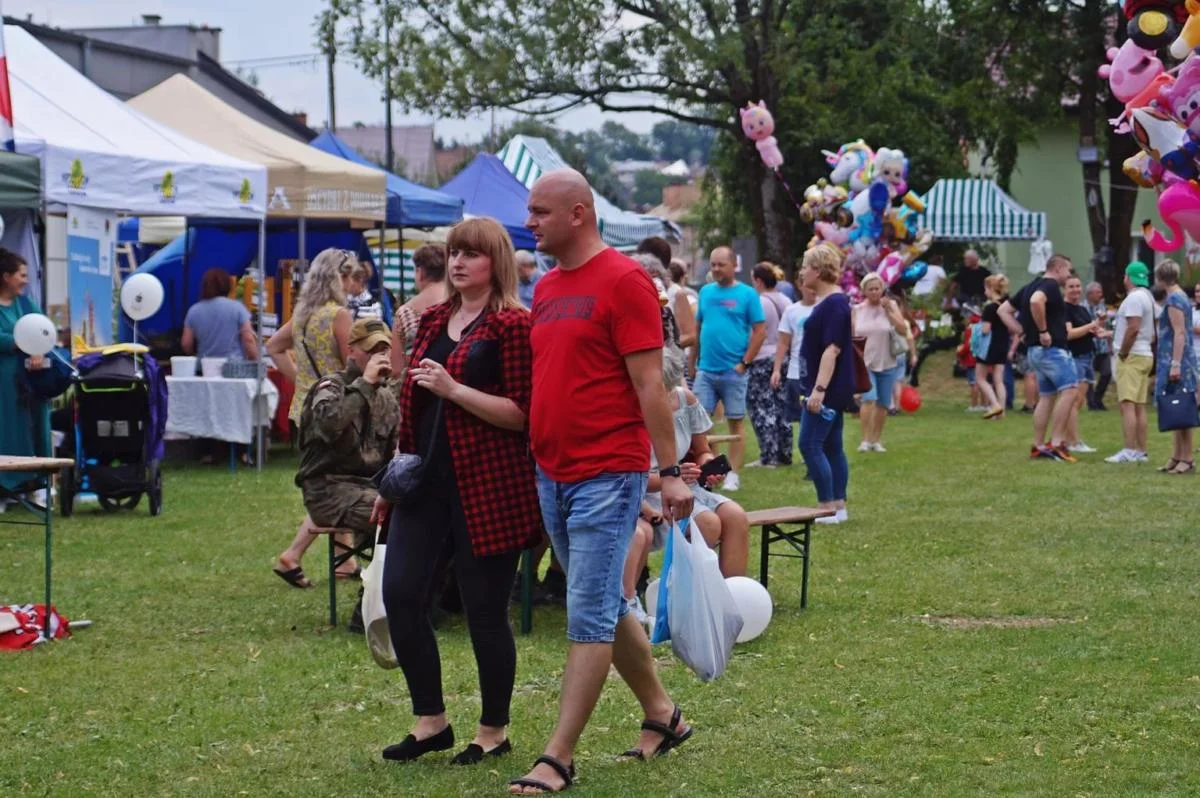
[974,124,1166,285]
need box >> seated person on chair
[642,343,750,578]
[293,318,399,623]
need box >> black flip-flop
[273,566,313,589]
[619,705,694,760]
[508,754,574,793]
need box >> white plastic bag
[666,520,744,682]
[361,540,398,669]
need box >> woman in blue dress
[0,248,51,497]
[1154,259,1198,474]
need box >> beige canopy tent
[129,75,386,222]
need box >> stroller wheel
[98,493,142,513]
[149,465,163,517]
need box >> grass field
[3,352,1199,797]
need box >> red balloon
[899,385,922,413]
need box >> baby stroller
[60,349,167,516]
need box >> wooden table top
[746,506,835,525]
[0,456,75,473]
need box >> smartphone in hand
[698,454,732,485]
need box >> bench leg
[328,534,337,627]
[759,524,771,589]
[44,472,53,629]
[800,523,812,609]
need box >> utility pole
[383,6,393,173]
[325,8,337,131]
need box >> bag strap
[299,317,324,381]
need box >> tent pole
[182,220,191,340]
[397,225,404,303]
[298,216,307,276]
[377,220,387,304]
[255,217,266,473]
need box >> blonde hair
[803,244,844,284]
[985,273,1009,296]
[294,248,355,331]
[859,272,884,292]
[1156,258,1181,286]
[445,217,524,313]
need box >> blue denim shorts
[535,468,647,643]
[861,365,899,404]
[1073,354,1095,384]
[694,368,749,419]
[1028,346,1078,395]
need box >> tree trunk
[1105,107,1139,301]
[1077,0,1109,266]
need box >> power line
[224,52,322,66]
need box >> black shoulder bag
[372,311,484,506]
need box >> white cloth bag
[361,538,398,669]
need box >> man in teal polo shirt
[694,246,766,491]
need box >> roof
[335,125,437,183]
[497,135,671,248]
[129,74,385,221]
[915,179,1047,241]
[8,26,267,218]
[438,152,535,250]
[309,130,463,227]
[3,16,192,66]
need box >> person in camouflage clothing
[295,317,399,629]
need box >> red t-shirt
[530,248,664,482]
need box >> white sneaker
[1068,442,1097,453]
[625,595,648,625]
[1132,450,1149,462]
[857,441,873,452]
[1104,449,1137,463]
[816,508,849,525]
[744,459,763,469]
[966,405,986,413]
[871,442,887,453]
[722,472,740,491]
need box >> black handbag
[372,398,443,506]
[1156,382,1200,432]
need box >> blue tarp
[119,224,391,349]
[309,131,463,228]
[439,152,536,250]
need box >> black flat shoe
[450,738,511,765]
[382,725,454,762]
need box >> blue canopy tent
[118,223,391,353]
[309,131,463,227]
[438,152,536,250]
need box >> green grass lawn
[3,352,1199,796]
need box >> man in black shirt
[998,255,1079,462]
[949,249,992,308]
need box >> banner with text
[66,204,117,354]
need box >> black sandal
[508,754,574,793]
[618,705,694,760]
[1157,458,1181,473]
[273,566,313,589]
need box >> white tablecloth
[165,377,280,445]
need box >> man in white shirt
[1105,262,1156,463]
[913,262,947,296]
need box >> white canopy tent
[7,25,267,218]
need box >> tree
[330,0,1063,264]
[652,120,716,164]
[633,171,685,208]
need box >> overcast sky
[6,0,667,142]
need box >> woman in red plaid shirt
[376,218,542,766]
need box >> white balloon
[725,576,773,643]
[13,313,57,356]
[645,578,661,618]
[120,273,164,321]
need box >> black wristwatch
[813,385,827,393]
[741,360,753,369]
[658,465,682,479]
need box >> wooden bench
[706,434,742,445]
[746,506,834,609]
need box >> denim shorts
[861,365,899,404]
[1028,346,1077,395]
[535,468,647,643]
[694,368,749,419]
[1073,354,1095,384]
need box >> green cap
[1125,261,1150,288]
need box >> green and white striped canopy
[915,179,1047,242]
[497,135,669,248]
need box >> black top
[981,300,1011,364]
[955,265,992,300]
[414,328,457,481]
[1013,277,1068,349]
[1065,303,1095,357]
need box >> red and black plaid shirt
[397,302,542,556]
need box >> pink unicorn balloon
[1143,179,1200,252]
[740,101,784,169]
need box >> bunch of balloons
[738,101,936,300]
[1100,0,1200,251]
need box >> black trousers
[1089,352,1113,408]
[382,470,520,727]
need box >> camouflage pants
[300,475,377,539]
